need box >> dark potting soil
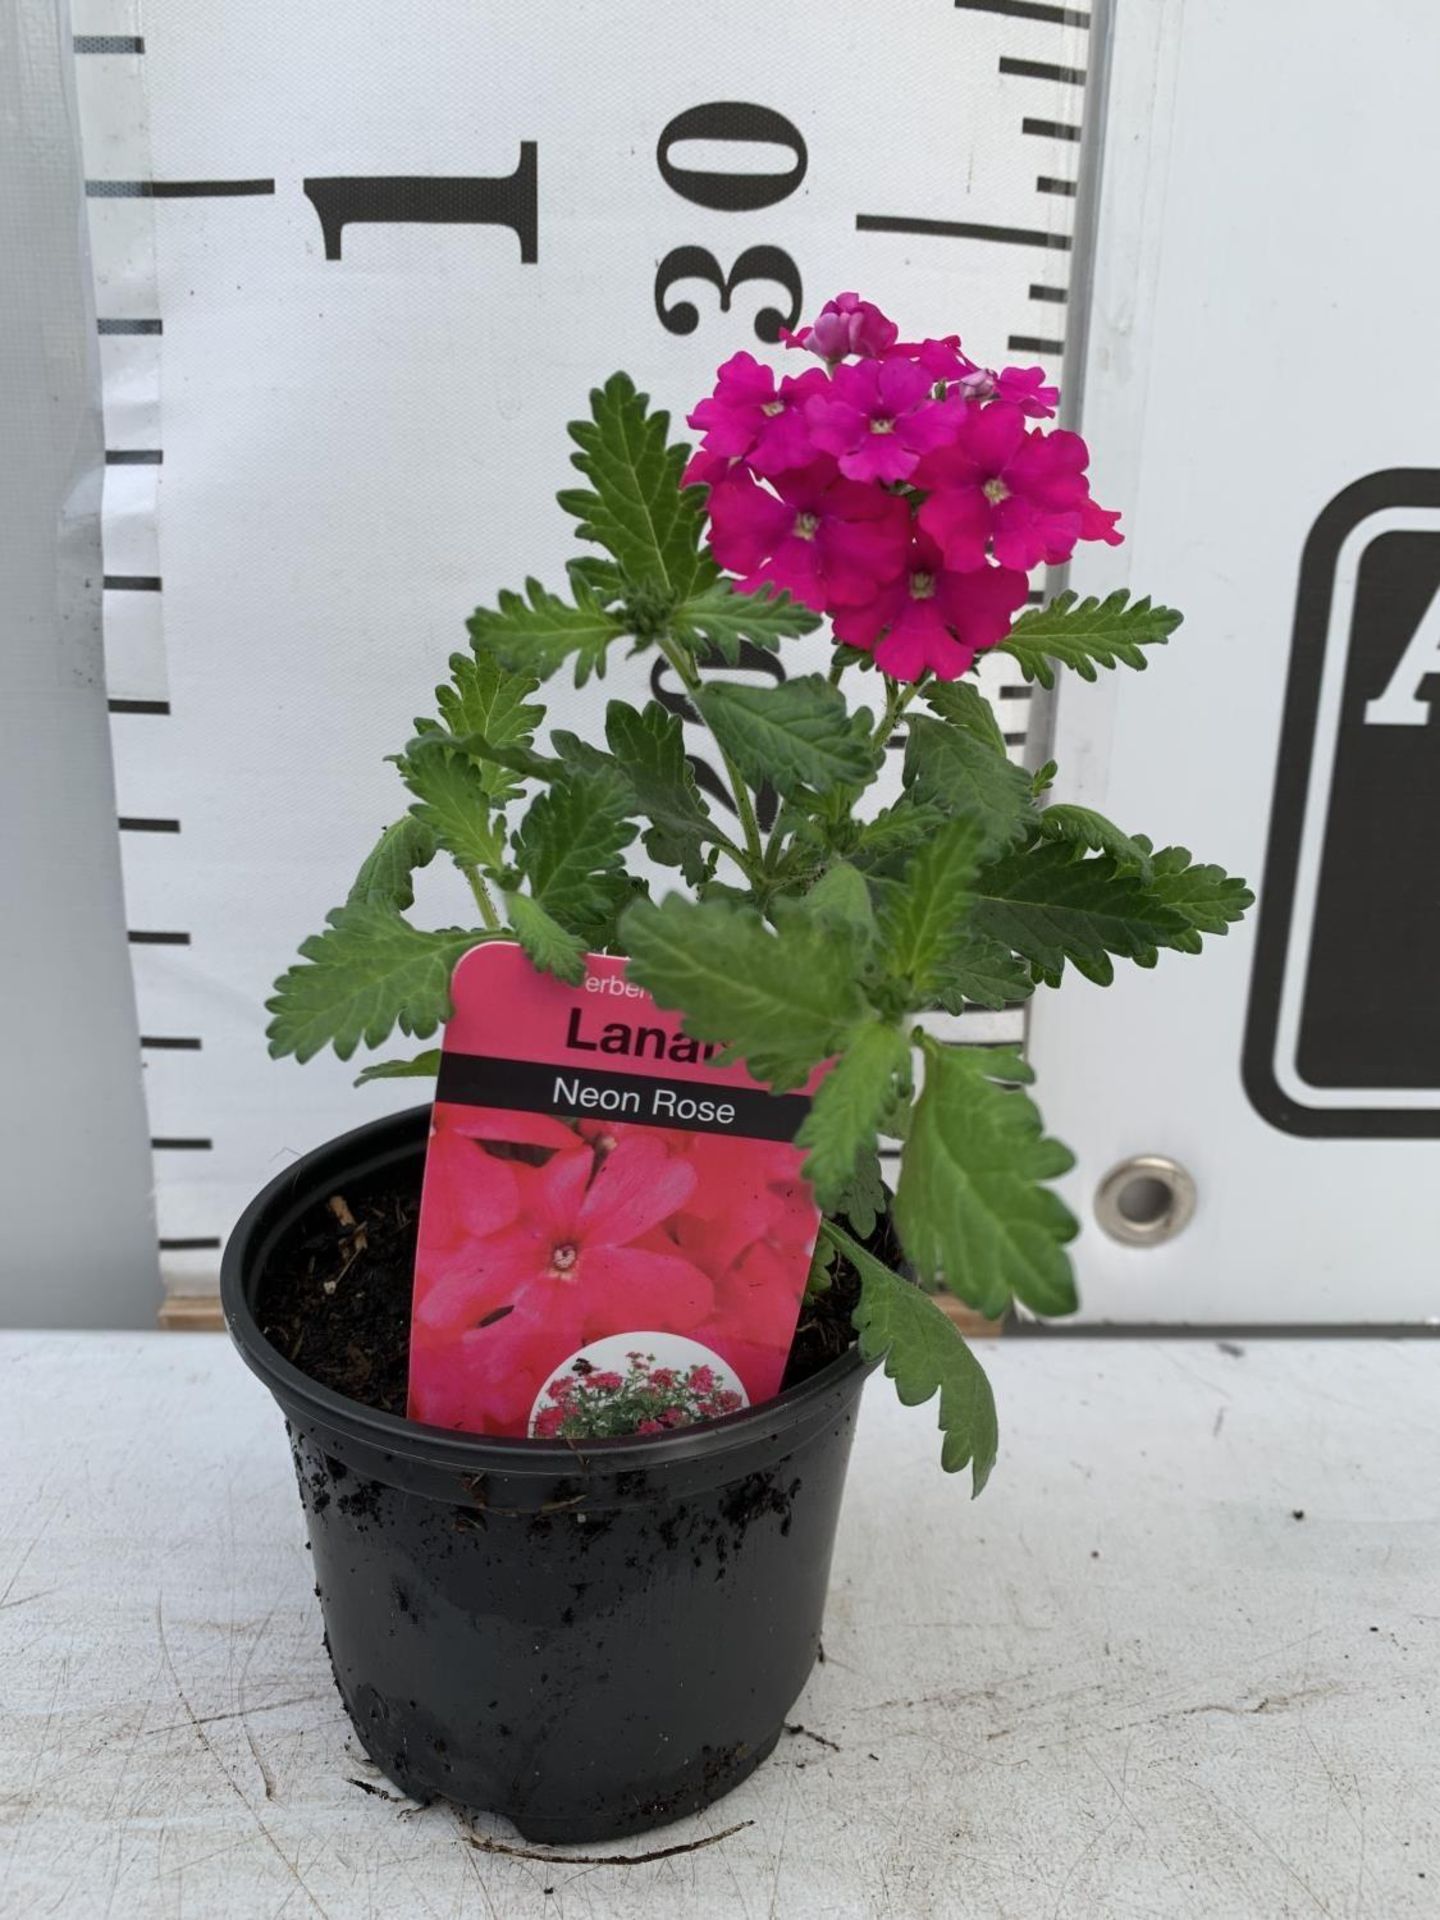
[254,1160,895,1423]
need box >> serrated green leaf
[346,816,438,911]
[876,816,988,1001]
[557,371,710,601]
[928,933,1035,1013]
[801,862,876,939]
[604,700,720,885]
[834,1142,887,1241]
[434,653,543,804]
[828,1219,998,1492]
[797,1021,912,1207]
[851,798,952,875]
[506,889,587,984]
[1001,590,1183,690]
[466,577,628,688]
[672,578,822,666]
[902,712,1033,858]
[514,769,637,944]
[695,674,881,802]
[1037,803,1154,880]
[394,735,507,873]
[972,838,1191,987]
[354,1049,442,1086]
[621,893,866,1092]
[921,678,1009,754]
[267,905,489,1064]
[895,1039,1077,1320]
[1143,844,1254,951]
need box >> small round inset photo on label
[529,1332,749,1441]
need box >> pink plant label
[408,942,825,1439]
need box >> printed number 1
[303,145,538,262]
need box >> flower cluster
[533,1351,745,1441]
[684,292,1122,683]
[408,1107,815,1435]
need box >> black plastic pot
[222,1104,874,1843]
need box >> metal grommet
[1094,1155,1197,1247]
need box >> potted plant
[222,292,1251,1843]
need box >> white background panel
[1028,0,1440,1322]
[76,0,1093,1280]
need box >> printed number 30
[653,103,806,342]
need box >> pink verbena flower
[637,1419,664,1435]
[915,404,1120,573]
[783,291,899,362]
[889,333,977,384]
[683,352,826,481]
[993,365,1060,418]
[832,533,1029,683]
[706,460,909,610]
[587,1370,623,1393]
[534,1405,566,1438]
[805,358,957,484]
[688,1364,716,1393]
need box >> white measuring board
[74,0,1098,1297]
[1028,0,1440,1323]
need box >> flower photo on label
[528,1332,748,1440]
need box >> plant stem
[656,635,766,878]
[465,867,501,930]
[874,677,923,749]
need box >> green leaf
[1037,803,1154,881]
[1000,590,1183,690]
[354,1049,442,1086]
[797,1021,912,1208]
[604,700,720,884]
[895,1039,1078,1320]
[829,1220,998,1492]
[902,713,1033,858]
[622,893,866,1092]
[851,798,952,875]
[505,889,587,985]
[514,768,637,944]
[875,816,988,1001]
[466,577,628,688]
[1143,843,1254,951]
[928,933,1035,1013]
[346,816,437,911]
[695,674,881,802]
[671,578,822,666]
[801,862,876,940]
[833,1143,887,1241]
[972,838,1191,987]
[557,371,709,600]
[922,678,1009,755]
[434,653,543,803]
[394,735,507,873]
[267,905,489,1064]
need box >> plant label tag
[408,942,824,1439]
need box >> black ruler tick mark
[858,214,1070,252]
[1000,57,1087,84]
